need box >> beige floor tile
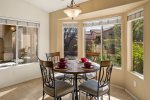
[0,78,134,100]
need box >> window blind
[0,17,40,28]
[63,22,78,28]
[127,9,144,21]
[83,16,121,27]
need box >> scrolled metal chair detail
[79,61,113,100]
[39,59,74,100]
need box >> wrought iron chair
[79,61,113,100]
[46,52,60,64]
[46,52,66,80]
[39,59,74,100]
[46,52,73,81]
[79,52,100,82]
[86,52,100,80]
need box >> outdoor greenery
[102,24,121,66]
[113,25,121,66]
[132,19,144,74]
[85,24,121,67]
[132,43,143,74]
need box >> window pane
[84,24,121,66]
[84,26,101,62]
[64,28,77,59]
[102,24,121,67]
[132,19,144,74]
[0,25,16,66]
[18,26,38,64]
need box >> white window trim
[127,17,144,75]
[130,71,144,80]
[83,16,122,68]
[62,22,79,58]
[0,17,39,68]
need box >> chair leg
[86,93,88,100]
[95,72,98,80]
[95,96,99,100]
[72,91,74,100]
[97,96,99,100]
[108,91,110,100]
[71,78,73,85]
[101,95,103,100]
[56,97,60,100]
[90,96,93,100]
[78,90,80,100]
[42,91,45,100]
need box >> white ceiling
[24,0,88,12]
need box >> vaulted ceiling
[24,0,88,12]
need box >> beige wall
[49,0,141,52]
[124,1,150,100]
[144,2,150,99]
[49,0,141,87]
[49,0,150,99]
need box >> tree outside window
[64,28,78,59]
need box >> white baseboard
[110,84,125,90]
[125,89,138,100]
[110,84,138,100]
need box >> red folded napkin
[81,57,88,63]
[58,62,66,68]
[84,62,92,68]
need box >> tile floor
[0,78,134,100]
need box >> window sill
[17,62,38,66]
[130,71,144,80]
[0,62,38,70]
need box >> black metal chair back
[97,61,113,93]
[39,59,74,100]
[39,59,55,88]
[46,52,60,63]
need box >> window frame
[128,17,144,75]
[83,17,122,68]
[62,22,79,59]
[0,23,39,68]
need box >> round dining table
[54,60,100,100]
